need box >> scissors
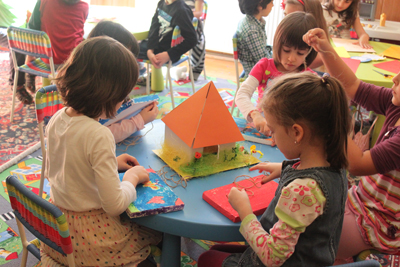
[373,69,394,79]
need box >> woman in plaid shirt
[237,0,274,77]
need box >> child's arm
[228,178,326,266]
[303,28,360,100]
[249,162,282,184]
[108,114,145,143]
[236,76,271,135]
[147,4,162,66]
[353,17,372,49]
[192,0,204,19]
[346,136,377,176]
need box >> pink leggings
[335,201,373,263]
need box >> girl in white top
[42,36,161,267]
[322,0,372,48]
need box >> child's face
[284,3,304,16]
[333,0,352,12]
[265,111,298,159]
[278,45,309,72]
[391,72,400,106]
[260,1,274,17]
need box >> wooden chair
[6,175,75,267]
[35,85,64,198]
[139,17,198,109]
[7,26,56,122]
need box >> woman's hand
[116,154,139,171]
[249,162,282,184]
[228,187,253,220]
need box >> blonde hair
[262,72,350,169]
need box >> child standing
[140,0,197,69]
[41,37,162,266]
[235,12,318,135]
[236,0,274,77]
[304,27,400,261]
[88,20,159,143]
[322,0,371,48]
[26,0,88,96]
[198,71,350,267]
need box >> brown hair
[88,20,140,58]
[273,12,318,72]
[261,72,350,169]
[285,0,329,38]
[323,0,360,27]
[55,36,139,119]
[239,0,273,15]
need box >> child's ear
[291,123,304,143]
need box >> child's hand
[252,112,271,136]
[358,34,372,49]
[249,162,282,184]
[122,166,150,187]
[147,50,161,68]
[155,52,170,67]
[303,28,331,53]
[228,187,253,220]
[140,102,159,124]
[117,154,140,171]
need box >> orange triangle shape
[162,83,209,147]
[193,82,244,148]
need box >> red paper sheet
[373,60,400,74]
[341,57,361,74]
[203,175,278,223]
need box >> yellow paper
[334,46,350,58]
[383,46,400,60]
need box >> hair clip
[281,0,305,10]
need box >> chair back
[6,175,75,266]
[232,32,238,60]
[201,1,208,28]
[171,17,198,47]
[35,85,64,126]
[35,85,64,198]
[7,26,53,59]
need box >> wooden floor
[200,52,243,81]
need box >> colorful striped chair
[35,85,63,198]
[6,175,75,267]
[139,17,198,109]
[7,26,56,122]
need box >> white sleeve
[235,75,259,121]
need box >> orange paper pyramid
[162,81,244,149]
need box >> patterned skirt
[40,206,162,267]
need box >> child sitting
[322,0,372,48]
[235,12,318,136]
[198,71,350,267]
[88,20,159,143]
[41,36,162,266]
[304,27,400,262]
[236,0,274,77]
[139,0,197,69]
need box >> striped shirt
[348,81,400,252]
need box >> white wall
[135,0,284,54]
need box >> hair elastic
[321,73,330,84]
[281,0,305,10]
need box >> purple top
[354,81,400,174]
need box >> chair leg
[10,71,19,122]
[146,62,150,95]
[38,122,46,199]
[15,220,28,267]
[168,63,175,109]
[188,57,195,94]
